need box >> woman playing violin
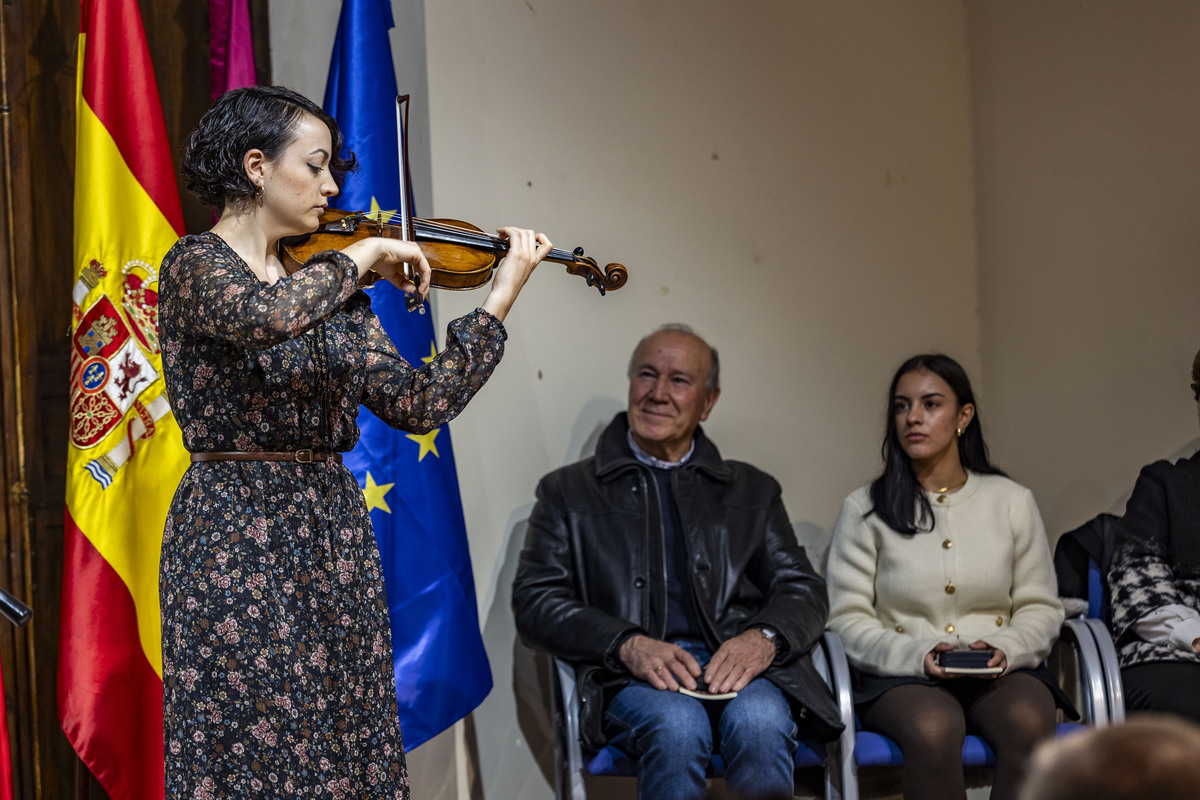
[158,85,550,799]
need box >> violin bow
[394,94,425,313]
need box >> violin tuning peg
[573,246,584,257]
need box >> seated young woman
[1107,347,1200,722]
[826,354,1070,800]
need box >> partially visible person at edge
[512,324,842,800]
[157,85,551,799]
[1018,715,1200,800]
[1106,347,1200,722]
[826,354,1070,800]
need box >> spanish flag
[58,1,189,797]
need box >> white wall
[966,1,1200,539]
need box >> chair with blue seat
[1054,512,1120,625]
[1053,513,1126,723]
[552,637,841,800]
[822,618,1121,800]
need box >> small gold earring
[956,427,963,438]
[255,181,264,200]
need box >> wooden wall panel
[2,0,77,794]
[0,0,218,796]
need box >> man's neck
[628,430,694,468]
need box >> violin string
[416,219,501,248]
[413,219,571,258]
[348,214,570,261]
[358,212,503,250]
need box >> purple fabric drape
[209,0,256,101]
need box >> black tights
[860,672,1056,800]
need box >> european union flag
[324,0,492,749]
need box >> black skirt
[853,666,1080,721]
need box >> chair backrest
[1055,512,1121,624]
[1087,557,1105,622]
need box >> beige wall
[269,2,1200,798]
[966,1,1200,540]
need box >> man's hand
[703,630,776,694]
[618,634,702,691]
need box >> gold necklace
[934,472,968,503]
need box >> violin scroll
[563,247,628,297]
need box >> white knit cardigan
[826,473,1064,678]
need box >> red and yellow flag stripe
[59,1,189,798]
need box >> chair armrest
[1059,618,1110,726]
[821,630,859,800]
[819,632,856,733]
[553,657,587,800]
[1080,617,1125,723]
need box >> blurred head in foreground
[1019,715,1200,800]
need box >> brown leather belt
[190,450,343,465]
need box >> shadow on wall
[560,397,626,467]
[793,519,833,578]
[510,522,559,792]
[464,507,552,799]
[462,407,626,798]
[1168,436,1200,463]
[503,412,620,793]
[1105,434,1200,519]
[1103,435,1200,515]
[1050,435,1200,550]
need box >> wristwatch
[757,625,780,651]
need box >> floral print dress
[158,232,504,799]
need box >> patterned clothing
[158,232,505,799]
[1108,452,1200,669]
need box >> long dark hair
[181,85,357,213]
[868,354,1006,533]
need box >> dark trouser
[1122,661,1200,722]
[860,671,1056,800]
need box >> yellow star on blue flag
[361,471,394,513]
[405,428,441,461]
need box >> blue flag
[323,0,492,749]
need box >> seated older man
[513,323,841,800]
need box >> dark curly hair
[181,85,357,213]
[868,354,1006,534]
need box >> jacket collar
[594,412,732,483]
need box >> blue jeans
[602,640,798,800]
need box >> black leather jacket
[512,414,842,747]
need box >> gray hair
[627,323,720,393]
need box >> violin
[280,208,628,298]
